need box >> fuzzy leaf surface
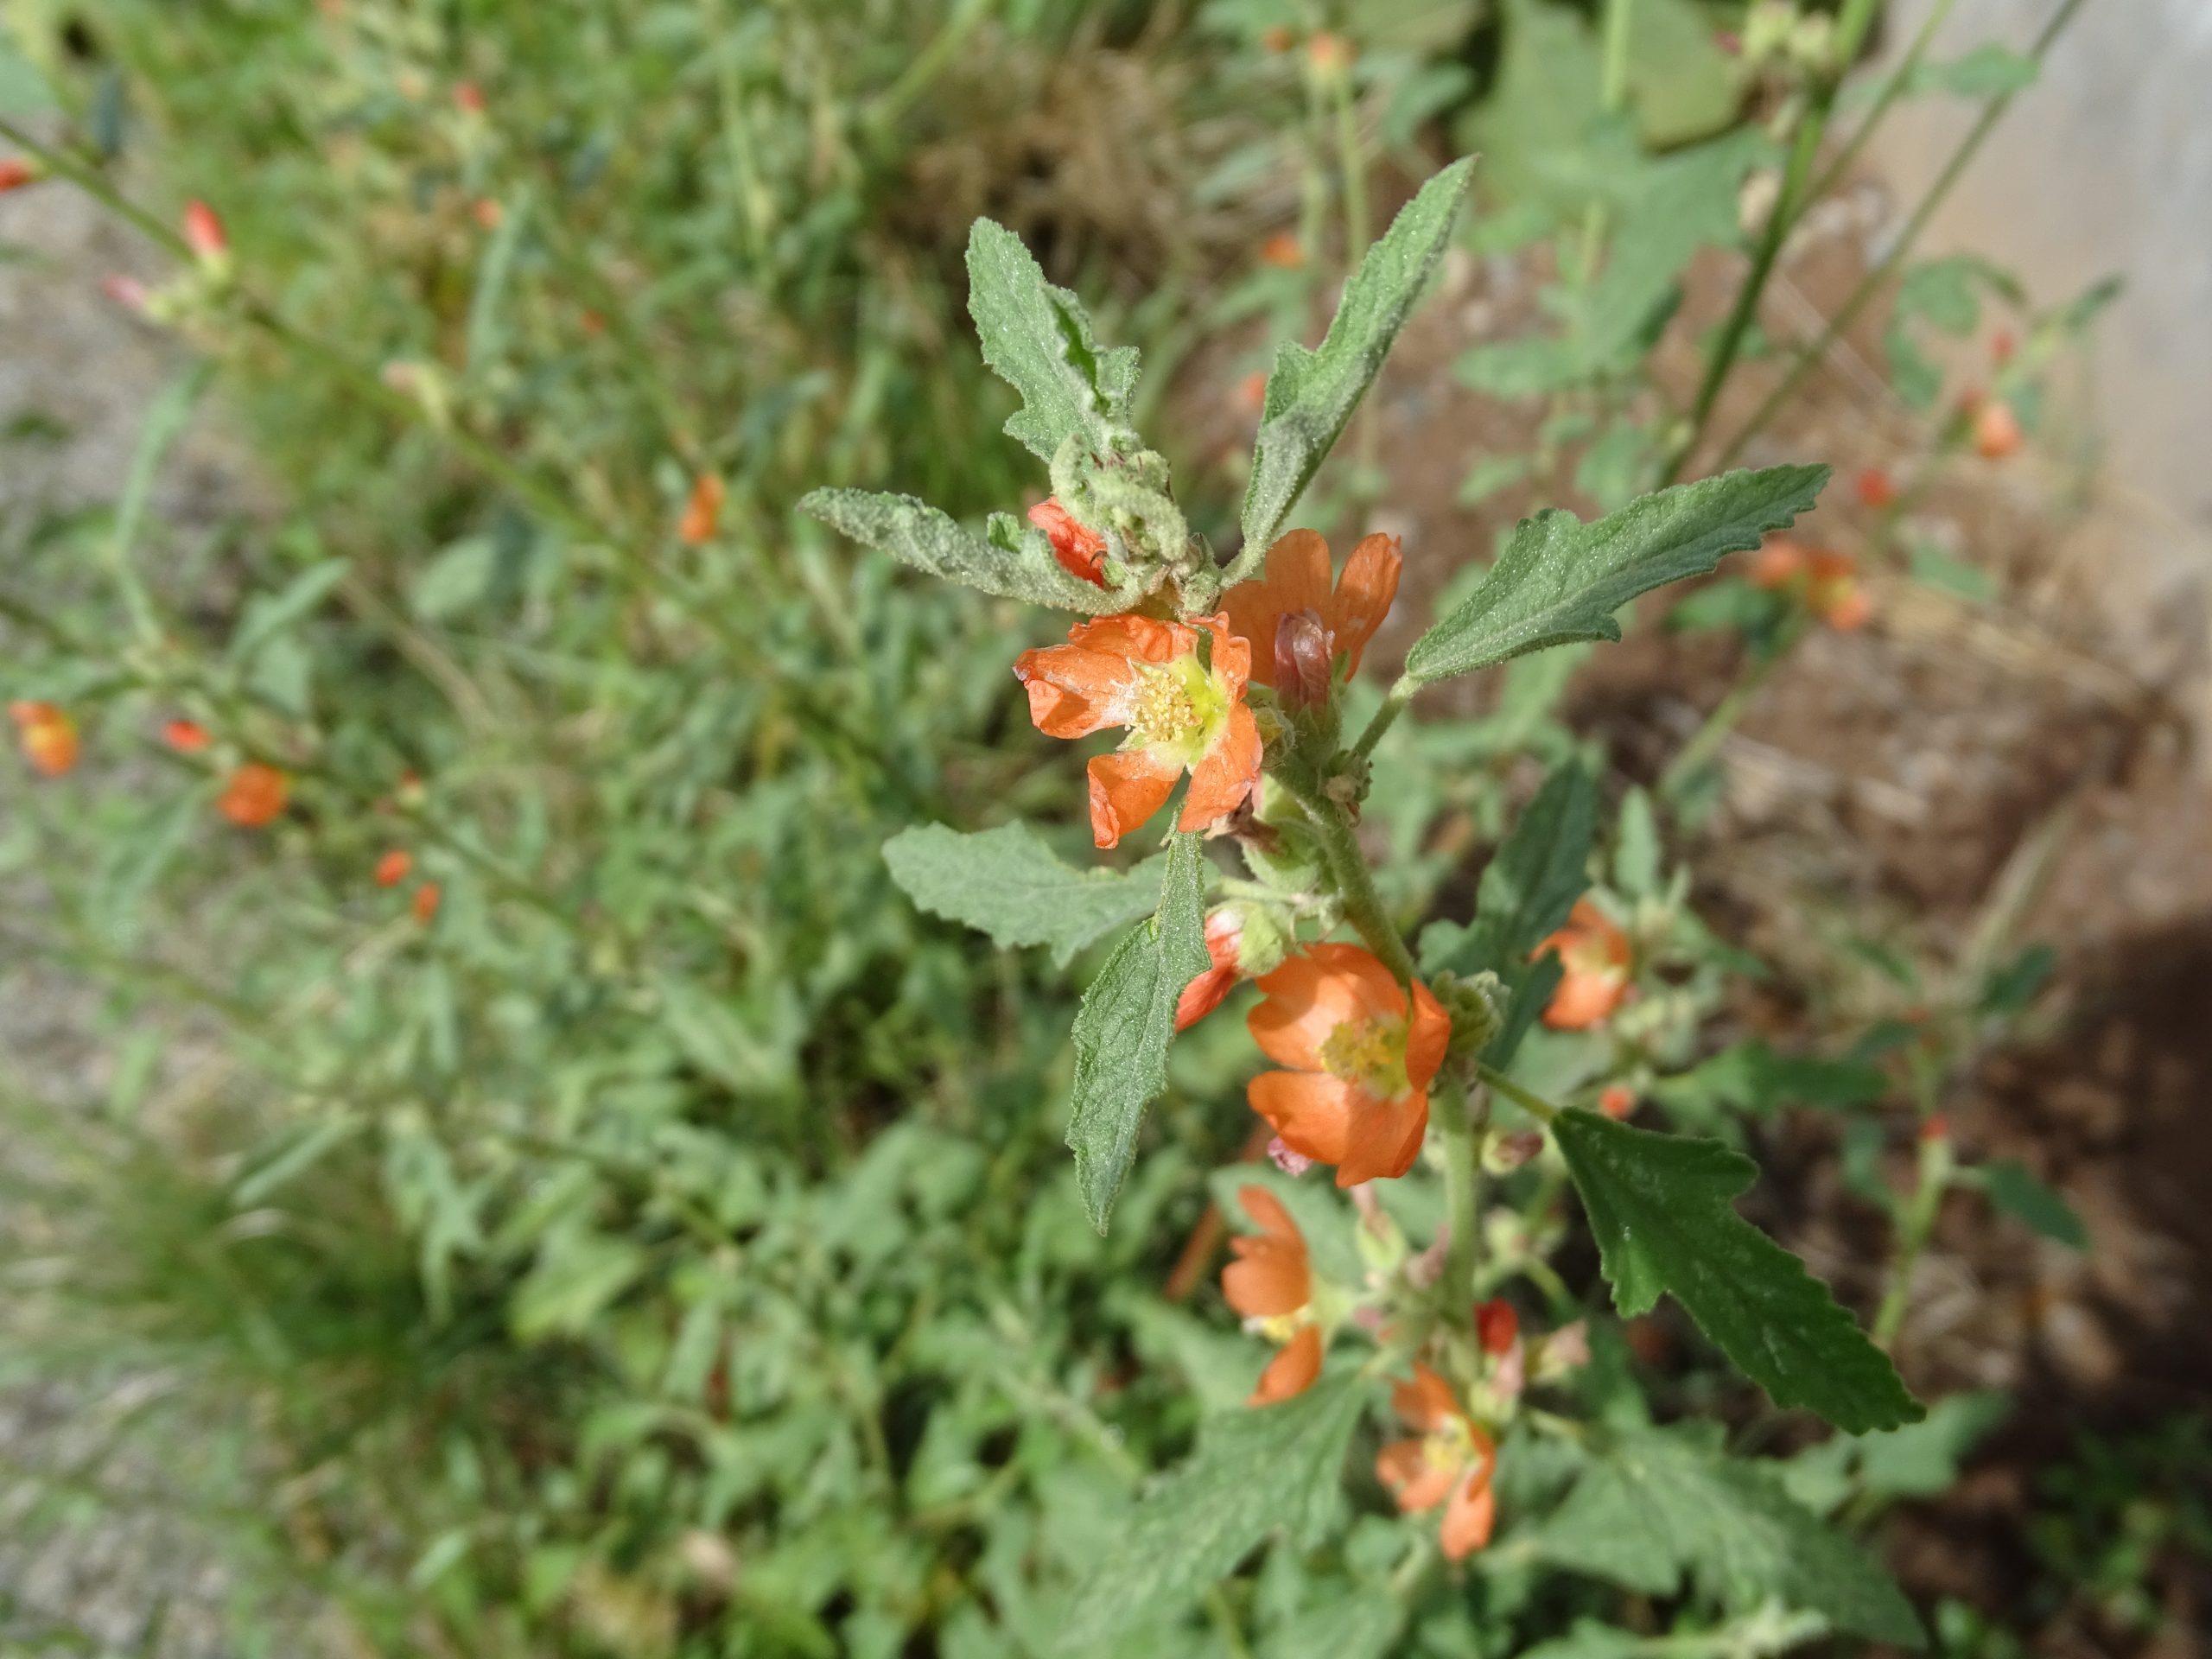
[965,217,1139,463]
[799,487,1109,610]
[1405,465,1828,683]
[883,823,1169,969]
[1553,1109,1922,1432]
[1065,832,1211,1231]
[1061,1372,1365,1647]
[1241,157,1474,556]
[1532,1428,1924,1646]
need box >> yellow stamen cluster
[1319,1015,1410,1097]
[1130,664,1202,747]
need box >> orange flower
[1221,530,1402,695]
[1223,1185,1324,1405]
[375,849,414,887]
[1247,944,1449,1186]
[412,881,442,924]
[1376,1364,1498,1560]
[1014,613,1261,849]
[1236,369,1269,416]
[1598,1084,1635,1120]
[219,762,289,828]
[9,701,78,778]
[1974,397,2022,460]
[1259,232,1304,270]
[1176,908,1245,1031]
[1474,1298,1519,1357]
[1535,899,1630,1030]
[679,473,726,546]
[1751,538,1867,631]
[163,718,212,753]
[1027,497,1109,588]
[182,200,227,264]
[0,158,37,193]
[1855,467,1896,509]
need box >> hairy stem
[1351,675,1418,760]
[1440,1081,1489,1306]
[1475,1062,1560,1125]
[1294,781,1420,983]
[1872,1127,1953,1347]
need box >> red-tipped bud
[1027,497,1109,587]
[1599,1084,1635,1120]
[162,718,211,753]
[1475,1298,1521,1357]
[1273,609,1333,710]
[1855,467,1897,509]
[0,157,39,193]
[1920,1114,1950,1144]
[182,200,228,264]
[1174,908,1245,1031]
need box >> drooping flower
[1974,396,2023,460]
[1176,908,1245,1031]
[1014,613,1261,849]
[1247,944,1450,1186]
[1535,899,1630,1031]
[1376,1364,1498,1560]
[163,718,211,753]
[9,701,78,778]
[412,881,442,925]
[1221,530,1401,695]
[1027,497,1109,588]
[679,473,725,546]
[375,849,414,887]
[1222,1185,1324,1405]
[219,762,289,828]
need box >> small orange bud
[219,762,289,828]
[1855,467,1896,509]
[412,881,442,924]
[1598,1084,1635,1120]
[182,200,228,263]
[472,198,503,231]
[1273,610,1333,710]
[454,80,486,114]
[163,718,211,753]
[375,849,414,887]
[679,473,726,547]
[1307,31,1352,74]
[1475,1298,1520,1357]
[1259,232,1304,270]
[10,701,78,778]
[1027,497,1109,587]
[1920,1114,1950,1143]
[0,157,38,193]
[1974,397,2022,460]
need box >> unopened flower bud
[1532,1319,1591,1382]
[182,200,231,275]
[1266,1135,1313,1178]
[1274,609,1333,710]
[1475,1297,1520,1357]
[1483,1129,1546,1173]
[0,157,40,193]
[1436,969,1506,1063]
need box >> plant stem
[1351,675,1418,760]
[1576,0,1637,278]
[1330,60,1382,503]
[1440,1080,1487,1306]
[1656,0,1882,486]
[1475,1063,1558,1125]
[1713,0,2088,471]
[1805,0,1963,207]
[1291,780,1420,983]
[1872,1126,1953,1347]
[1657,617,1805,800]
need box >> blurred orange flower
[163,718,211,753]
[1598,1084,1635,1120]
[219,762,289,828]
[182,200,228,263]
[1535,899,1630,1030]
[1221,529,1402,694]
[1855,467,1896,509]
[1474,1298,1519,1357]
[0,158,37,193]
[9,701,78,778]
[1247,944,1449,1186]
[1259,232,1304,269]
[413,881,442,924]
[1751,537,1869,632]
[679,473,726,546]
[1176,907,1245,1031]
[1376,1364,1497,1560]
[1014,613,1260,849]
[1027,497,1109,588]
[376,849,414,887]
[1974,397,2022,460]
[1223,1185,1323,1405]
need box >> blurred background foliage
[0,1,2196,1656]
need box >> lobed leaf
[799,486,1110,610]
[1065,831,1211,1231]
[1239,157,1475,559]
[1061,1373,1366,1648]
[882,822,1171,970]
[965,217,1140,464]
[1404,465,1829,684]
[1552,1108,1923,1433]
[1531,1427,1924,1646]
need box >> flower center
[1127,655,1227,766]
[1253,1308,1313,1344]
[1318,1015,1410,1098]
[1424,1414,1482,1476]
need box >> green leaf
[1612,786,1661,899]
[1908,44,2039,99]
[410,535,499,622]
[1851,1391,2012,1498]
[0,27,58,115]
[1406,465,1828,683]
[1624,0,1743,146]
[228,557,353,666]
[1240,157,1474,557]
[1552,1109,1922,1432]
[1532,1428,1924,1646]
[1065,832,1211,1231]
[1649,1041,1889,1127]
[883,822,1171,969]
[1974,1160,2087,1249]
[800,486,1110,610]
[965,218,1139,463]
[1061,1373,1366,1648]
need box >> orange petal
[1014,643,1139,740]
[1174,963,1239,1031]
[1377,1442,1459,1514]
[1335,1088,1428,1187]
[1440,1469,1497,1560]
[1331,532,1402,675]
[1179,699,1261,830]
[1404,976,1451,1094]
[1236,1183,1301,1247]
[1263,530,1335,615]
[1542,968,1627,1031]
[1249,944,1404,1070]
[1394,1363,1462,1433]
[1071,613,1191,667]
[1249,1325,1323,1405]
[1224,1234,1308,1319]
[1085,749,1180,849]
[1249,1070,1360,1167]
